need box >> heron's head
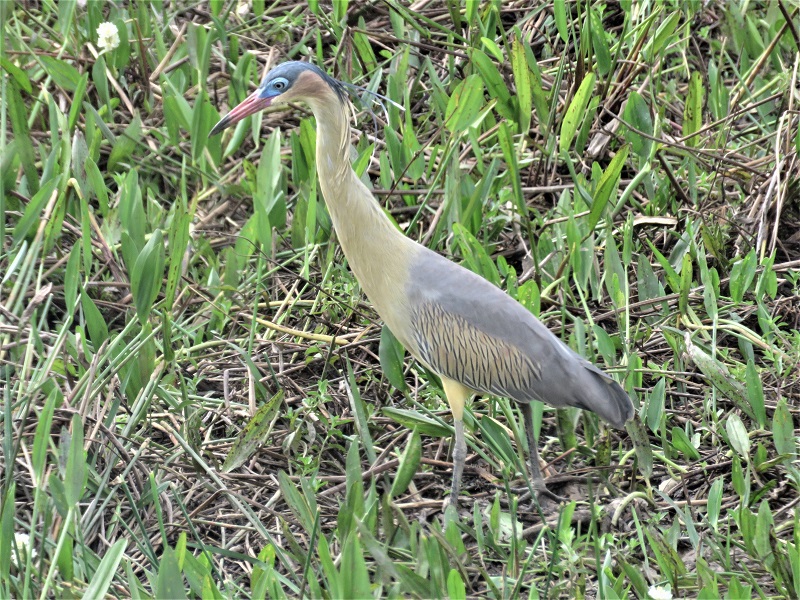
[209,61,346,136]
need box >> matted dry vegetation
[2,1,799,598]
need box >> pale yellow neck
[307,92,419,342]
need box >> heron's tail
[575,363,634,429]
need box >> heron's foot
[443,494,459,514]
[533,483,568,504]
[508,480,568,505]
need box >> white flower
[14,532,29,550]
[236,0,251,17]
[13,532,36,565]
[97,22,120,52]
[647,585,673,600]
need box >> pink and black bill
[209,90,272,136]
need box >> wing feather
[411,300,540,400]
[403,249,634,428]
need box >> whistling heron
[210,61,634,506]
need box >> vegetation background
[1,0,799,598]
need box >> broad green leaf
[470,49,514,119]
[726,414,750,458]
[68,73,89,131]
[648,242,680,293]
[108,114,143,171]
[56,521,75,580]
[341,441,363,537]
[679,253,692,316]
[382,407,451,438]
[511,37,531,133]
[252,545,277,600]
[623,91,654,160]
[120,232,141,285]
[683,71,704,146]
[92,55,110,109]
[155,547,187,600]
[222,391,283,472]
[445,75,485,133]
[730,455,749,500]
[527,50,550,131]
[644,526,686,579]
[201,573,224,600]
[254,129,286,242]
[744,361,766,428]
[556,407,577,452]
[644,10,681,61]
[560,72,595,153]
[684,334,753,420]
[64,413,87,506]
[353,23,377,71]
[81,540,127,600]
[646,378,666,432]
[480,37,504,62]
[479,415,520,469]
[278,471,316,535]
[191,91,212,162]
[346,361,376,464]
[33,389,58,485]
[164,185,192,311]
[317,537,341,598]
[13,176,59,246]
[575,95,600,154]
[772,398,794,458]
[671,427,700,460]
[0,484,16,581]
[379,325,407,391]
[453,223,501,286]
[726,576,752,600]
[589,145,629,230]
[618,558,649,598]
[753,501,773,560]
[637,252,667,323]
[8,79,39,193]
[496,122,525,220]
[729,250,757,302]
[695,242,718,320]
[465,0,478,26]
[84,157,109,216]
[131,229,166,323]
[591,9,612,75]
[79,286,109,347]
[0,55,32,92]
[483,502,524,543]
[553,0,568,42]
[707,478,723,531]
[339,534,371,600]
[604,229,626,305]
[627,418,653,478]
[41,56,82,92]
[390,428,421,498]
[162,78,193,129]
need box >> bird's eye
[272,79,287,91]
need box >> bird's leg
[521,402,566,503]
[442,378,471,508]
[450,418,466,503]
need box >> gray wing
[405,249,633,429]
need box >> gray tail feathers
[578,363,634,429]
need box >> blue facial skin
[258,62,347,104]
[259,76,289,100]
[209,62,346,136]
